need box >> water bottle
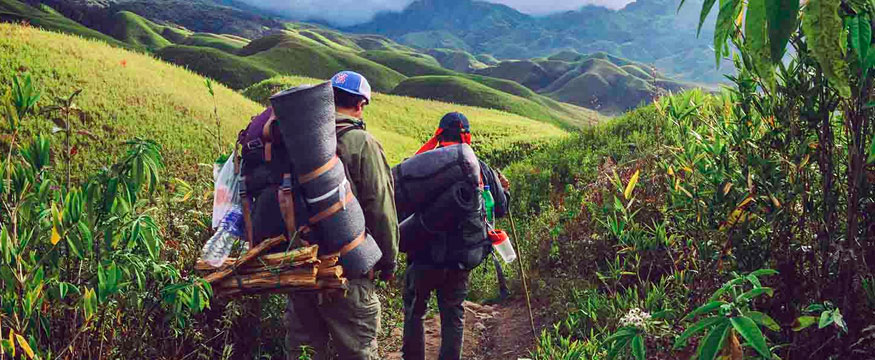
[200,206,245,268]
[489,229,516,263]
[482,185,495,224]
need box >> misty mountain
[343,0,728,83]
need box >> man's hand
[498,171,511,190]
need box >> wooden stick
[236,259,320,275]
[319,255,339,268]
[196,244,318,271]
[203,236,287,284]
[317,266,343,279]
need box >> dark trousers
[401,264,470,360]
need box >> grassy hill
[107,10,173,51]
[391,75,599,130]
[182,32,248,52]
[0,22,260,175]
[0,23,567,173]
[0,0,130,48]
[157,44,278,89]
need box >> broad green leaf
[806,303,826,312]
[631,334,645,360]
[792,316,818,331]
[714,0,744,65]
[802,0,851,97]
[675,316,726,348]
[748,311,781,331]
[59,282,68,299]
[848,15,872,67]
[819,310,834,329]
[731,316,771,358]
[832,310,847,332]
[685,301,727,320]
[698,321,731,360]
[699,0,720,36]
[765,0,800,62]
[602,327,637,345]
[737,287,774,302]
[745,0,775,85]
[750,269,779,277]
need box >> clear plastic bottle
[200,206,245,268]
[490,229,516,263]
[482,185,495,224]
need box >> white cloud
[484,0,635,13]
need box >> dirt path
[386,298,540,360]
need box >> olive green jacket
[335,112,399,274]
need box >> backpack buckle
[244,138,264,150]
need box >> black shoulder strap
[336,121,365,139]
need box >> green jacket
[335,112,399,274]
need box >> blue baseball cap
[331,71,372,103]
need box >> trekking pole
[508,208,537,342]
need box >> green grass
[0,0,131,49]
[240,31,407,92]
[543,58,659,114]
[0,23,261,178]
[426,48,487,72]
[157,45,278,89]
[360,50,455,77]
[182,33,248,53]
[391,75,599,130]
[241,75,568,165]
[107,11,172,51]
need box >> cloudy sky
[249,0,635,27]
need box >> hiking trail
[385,298,541,360]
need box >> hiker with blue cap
[285,71,399,360]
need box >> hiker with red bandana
[401,112,510,360]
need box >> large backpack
[235,107,363,246]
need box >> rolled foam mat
[270,82,382,276]
[393,144,481,219]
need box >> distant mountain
[344,0,730,84]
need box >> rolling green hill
[156,44,278,89]
[182,32,248,52]
[0,0,130,48]
[107,10,172,51]
[391,75,599,129]
[0,23,567,171]
[360,50,455,77]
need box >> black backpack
[236,107,363,246]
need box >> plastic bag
[212,152,241,230]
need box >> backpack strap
[278,173,308,247]
[262,108,277,163]
[239,180,255,247]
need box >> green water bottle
[482,185,495,224]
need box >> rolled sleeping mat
[399,181,481,254]
[393,144,481,219]
[270,82,382,276]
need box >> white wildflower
[619,308,652,329]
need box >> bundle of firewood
[196,236,347,297]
